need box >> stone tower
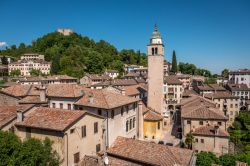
[147,25,164,114]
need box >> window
[82,126,86,138]
[130,119,132,130]
[151,47,154,55]
[121,107,124,116]
[94,122,98,134]
[126,121,129,132]
[96,144,101,153]
[155,47,158,54]
[235,104,238,108]
[201,139,204,143]
[133,103,137,111]
[187,120,191,124]
[26,127,31,138]
[98,109,102,116]
[70,128,75,134]
[68,104,71,110]
[158,121,161,130]
[230,104,233,108]
[60,103,63,109]
[52,103,55,108]
[195,138,198,142]
[133,117,135,128]
[74,152,80,163]
[111,110,114,119]
[126,105,129,113]
[230,111,233,115]
[199,121,203,125]
[218,122,222,126]
[218,104,220,108]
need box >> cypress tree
[171,50,178,73]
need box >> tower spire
[154,24,158,32]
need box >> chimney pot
[17,109,24,122]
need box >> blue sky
[0,0,250,74]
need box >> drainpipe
[65,133,68,166]
[106,110,109,149]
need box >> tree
[10,69,21,77]
[30,69,42,76]
[171,50,178,73]
[204,77,216,84]
[0,131,21,165]
[221,69,229,78]
[18,138,60,166]
[196,152,219,166]
[0,131,60,166]
[185,133,194,149]
[1,56,9,65]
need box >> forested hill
[0,32,147,77]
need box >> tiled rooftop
[181,105,227,120]
[204,92,238,99]
[0,104,34,129]
[193,125,229,137]
[227,84,250,91]
[107,136,194,166]
[75,89,139,109]
[47,84,88,98]
[164,76,182,85]
[15,107,90,131]
[123,84,147,96]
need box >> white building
[8,53,51,76]
[105,70,119,79]
[57,28,73,36]
[229,70,250,88]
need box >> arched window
[151,48,154,55]
[126,121,129,132]
[155,47,158,54]
[130,119,132,130]
[133,117,136,128]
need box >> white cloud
[0,42,7,47]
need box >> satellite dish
[104,156,109,165]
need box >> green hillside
[0,32,147,78]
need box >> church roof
[151,24,162,39]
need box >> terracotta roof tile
[107,137,194,166]
[0,104,34,129]
[15,107,88,131]
[92,79,138,87]
[75,89,139,109]
[204,92,238,99]
[181,105,227,120]
[227,84,250,91]
[143,108,163,121]
[80,155,141,166]
[123,85,147,96]
[164,76,182,85]
[47,84,88,98]
[1,85,31,97]
[18,96,47,104]
[193,125,229,137]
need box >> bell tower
[147,24,164,114]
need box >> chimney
[137,101,144,139]
[121,88,126,96]
[16,108,24,122]
[40,85,46,102]
[89,93,94,103]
